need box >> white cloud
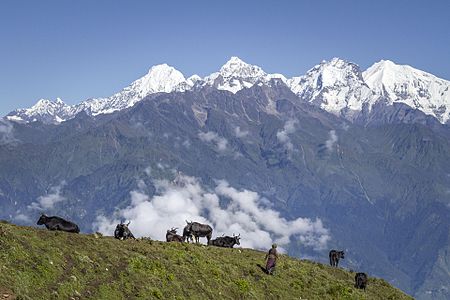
[277,119,298,154]
[325,130,338,152]
[234,126,249,138]
[157,162,169,170]
[28,182,67,210]
[93,174,330,252]
[14,213,32,223]
[198,131,228,152]
[0,119,17,144]
[342,123,350,131]
[144,167,152,176]
[182,139,191,148]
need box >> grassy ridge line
[0,222,412,300]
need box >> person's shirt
[266,248,278,260]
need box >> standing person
[265,243,279,275]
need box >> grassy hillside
[0,221,412,300]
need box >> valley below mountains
[1,57,450,299]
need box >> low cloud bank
[28,182,67,210]
[93,174,329,251]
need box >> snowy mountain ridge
[5,57,450,124]
[287,58,376,120]
[363,60,450,123]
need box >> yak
[208,234,241,248]
[114,221,135,240]
[184,220,212,244]
[37,214,80,233]
[182,225,194,243]
[166,228,183,242]
[329,250,345,267]
[355,272,368,290]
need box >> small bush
[235,279,250,294]
[166,273,175,281]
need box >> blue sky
[1,0,449,115]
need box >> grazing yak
[184,220,213,244]
[182,225,194,243]
[114,221,135,240]
[208,234,241,248]
[355,272,368,290]
[166,228,183,242]
[36,214,80,233]
[329,250,345,267]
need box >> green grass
[0,222,413,300]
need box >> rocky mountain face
[2,58,450,299]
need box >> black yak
[184,220,212,244]
[114,221,135,240]
[355,272,368,290]
[329,250,345,267]
[37,214,80,233]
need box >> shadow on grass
[256,263,267,274]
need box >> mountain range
[2,57,450,299]
[7,56,450,125]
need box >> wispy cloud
[234,126,249,138]
[198,131,228,152]
[182,139,191,148]
[0,119,18,145]
[28,181,67,210]
[325,130,338,152]
[93,174,330,251]
[277,119,297,154]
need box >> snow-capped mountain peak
[6,98,71,124]
[68,64,188,117]
[128,63,186,96]
[34,97,66,109]
[6,64,190,123]
[219,56,266,79]
[288,58,374,118]
[202,57,285,94]
[5,56,450,125]
[363,60,450,123]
